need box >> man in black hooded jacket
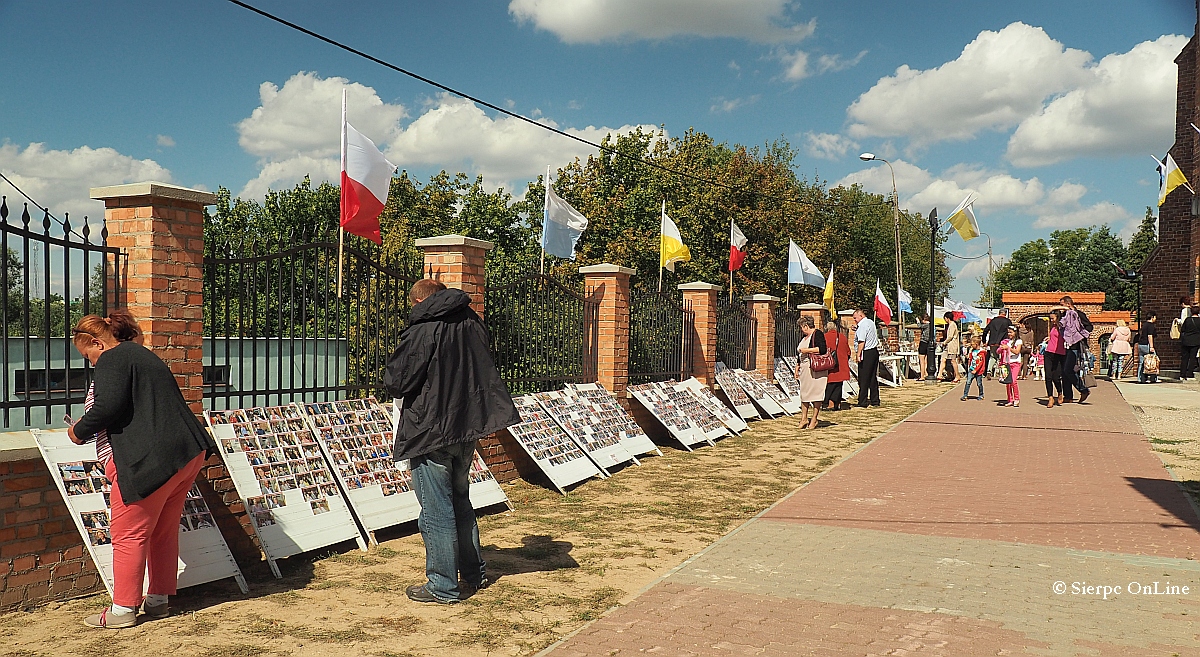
[384,279,520,604]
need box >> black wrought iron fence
[204,229,419,410]
[716,295,757,370]
[775,305,801,358]
[628,290,695,384]
[484,273,598,395]
[0,197,124,428]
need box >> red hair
[72,310,141,346]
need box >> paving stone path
[545,381,1200,656]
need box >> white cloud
[1006,34,1188,166]
[710,95,760,114]
[508,0,815,44]
[779,49,810,81]
[235,72,658,199]
[778,48,866,82]
[847,22,1091,145]
[803,132,858,160]
[237,71,406,161]
[156,134,175,148]
[385,94,658,190]
[835,158,933,201]
[0,141,171,227]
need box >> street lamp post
[860,153,905,341]
[926,208,939,382]
[978,231,995,306]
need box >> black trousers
[1044,351,1065,398]
[857,348,880,406]
[1183,344,1200,379]
[824,380,844,406]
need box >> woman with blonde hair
[1108,319,1133,380]
[794,315,828,429]
[69,310,216,628]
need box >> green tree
[1125,207,1158,271]
[989,225,1133,311]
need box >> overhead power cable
[0,171,82,239]
[225,0,890,210]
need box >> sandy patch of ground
[0,383,950,657]
[1130,394,1200,507]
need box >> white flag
[787,240,825,287]
[541,166,588,259]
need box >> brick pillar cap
[90,181,217,205]
[414,234,495,251]
[678,282,722,291]
[579,263,636,276]
[797,303,827,310]
[743,294,781,302]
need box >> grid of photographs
[207,405,341,527]
[58,460,111,504]
[509,395,590,467]
[738,369,793,406]
[180,485,218,532]
[628,382,703,436]
[677,379,744,428]
[468,451,496,484]
[564,384,650,445]
[657,381,727,434]
[774,358,803,398]
[715,369,753,407]
[80,510,111,546]
[303,397,415,497]
[533,390,625,454]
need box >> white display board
[564,383,660,458]
[206,406,365,577]
[302,398,421,542]
[507,395,603,494]
[32,429,247,596]
[467,451,509,509]
[677,377,748,433]
[774,358,804,401]
[627,382,713,450]
[384,400,509,511]
[728,369,789,417]
[715,366,761,420]
[534,390,637,473]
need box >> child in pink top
[999,326,1023,407]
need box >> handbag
[999,371,1013,385]
[809,333,839,372]
[1143,352,1161,374]
[1081,369,1097,388]
[1171,318,1182,340]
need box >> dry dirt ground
[1128,387,1200,508]
[0,383,950,657]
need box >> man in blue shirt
[853,309,881,407]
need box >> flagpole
[337,88,347,298]
[542,165,548,275]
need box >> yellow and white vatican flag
[1156,153,1193,206]
[945,193,980,241]
[660,201,691,273]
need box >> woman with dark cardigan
[68,311,216,629]
[795,315,829,430]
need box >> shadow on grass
[1126,477,1200,529]
[483,534,578,581]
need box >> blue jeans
[962,372,984,398]
[1137,343,1153,383]
[410,440,485,601]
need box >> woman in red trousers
[68,311,217,628]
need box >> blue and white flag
[787,240,825,287]
[897,287,912,313]
[541,167,588,259]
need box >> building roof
[1001,292,1106,304]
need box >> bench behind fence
[203,232,419,410]
[484,273,598,395]
[628,289,694,384]
[0,197,124,429]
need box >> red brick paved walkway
[545,381,1200,656]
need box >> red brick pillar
[581,264,634,398]
[744,294,779,378]
[90,182,211,413]
[415,235,493,318]
[679,282,720,387]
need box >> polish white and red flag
[873,279,893,325]
[340,93,396,244]
[728,220,748,272]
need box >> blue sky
[1,0,1194,302]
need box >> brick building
[1002,292,1132,374]
[1141,9,1200,373]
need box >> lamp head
[859,152,876,162]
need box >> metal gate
[0,198,124,428]
[484,273,598,395]
[775,305,801,358]
[716,296,757,370]
[203,233,418,410]
[628,290,695,384]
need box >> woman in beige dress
[795,315,829,430]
